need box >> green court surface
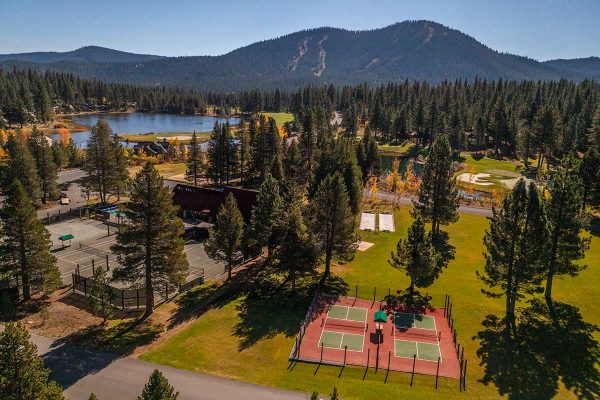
[327,305,368,322]
[319,330,364,352]
[394,339,441,361]
[394,312,436,330]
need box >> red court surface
[290,295,461,379]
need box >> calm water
[380,154,423,176]
[51,112,240,146]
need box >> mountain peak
[1,20,598,90]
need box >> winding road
[30,333,307,400]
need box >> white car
[60,196,70,205]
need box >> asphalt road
[369,190,493,217]
[29,333,308,400]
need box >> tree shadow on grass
[234,272,348,350]
[476,299,600,400]
[167,260,261,329]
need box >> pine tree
[478,180,547,319]
[238,122,252,184]
[185,131,204,186]
[88,394,98,400]
[388,216,437,301]
[249,173,284,258]
[543,157,591,301]
[309,173,358,277]
[330,386,339,400]
[580,148,600,209]
[83,120,120,204]
[589,103,600,149]
[0,323,64,400]
[111,163,188,318]
[28,127,58,204]
[111,135,129,201]
[413,134,459,237]
[137,370,178,400]
[89,266,113,324]
[204,193,244,280]
[340,141,363,215]
[0,180,60,300]
[4,130,41,205]
[533,106,561,176]
[277,195,317,292]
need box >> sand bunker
[155,135,192,141]
[358,241,374,251]
[456,173,494,186]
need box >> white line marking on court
[393,339,441,363]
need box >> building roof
[171,184,258,223]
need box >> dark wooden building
[171,184,258,223]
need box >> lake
[51,112,240,146]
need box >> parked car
[60,196,70,205]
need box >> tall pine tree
[543,157,590,301]
[413,134,459,237]
[478,180,547,319]
[185,131,204,186]
[0,180,60,300]
[204,193,244,280]
[111,163,188,318]
[309,173,358,277]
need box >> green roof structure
[374,310,387,323]
[59,234,74,241]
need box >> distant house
[171,184,258,224]
[133,139,172,155]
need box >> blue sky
[1,0,599,61]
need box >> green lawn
[378,142,415,155]
[261,112,294,126]
[141,208,600,399]
[119,131,211,143]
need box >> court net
[393,326,440,343]
[323,318,367,334]
[79,242,116,259]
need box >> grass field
[140,208,600,399]
[119,131,212,143]
[129,162,186,178]
[261,112,294,126]
[378,142,415,155]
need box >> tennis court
[395,339,441,361]
[291,295,461,378]
[394,312,437,330]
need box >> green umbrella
[374,310,387,323]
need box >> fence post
[106,255,109,271]
[410,354,416,386]
[136,289,140,308]
[58,210,61,221]
[83,277,87,295]
[459,357,463,392]
[376,341,380,372]
[320,342,324,364]
[435,356,440,389]
[121,289,125,310]
[47,212,50,224]
[463,359,468,391]
[387,351,391,375]
[343,345,347,366]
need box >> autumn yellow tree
[405,163,421,194]
[385,158,404,207]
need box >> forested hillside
[2,21,600,91]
